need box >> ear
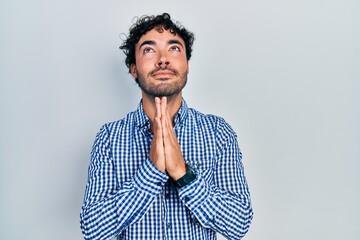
[130,64,137,78]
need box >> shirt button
[167,223,172,229]
[165,193,170,199]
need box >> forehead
[137,28,185,47]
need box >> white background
[1,0,359,239]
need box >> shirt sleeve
[80,125,168,240]
[178,120,253,240]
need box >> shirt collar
[134,98,189,130]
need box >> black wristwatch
[174,166,197,188]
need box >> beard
[135,67,188,98]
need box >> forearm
[178,175,253,240]
[80,158,168,240]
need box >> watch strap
[174,167,196,188]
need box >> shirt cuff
[178,174,211,210]
[133,158,169,195]
[178,175,223,224]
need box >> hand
[149,97,186,180]
[149,97,166,173]
[160,97,186,180]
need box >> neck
[142,92,183,129]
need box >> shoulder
[96,111,137,138]
[188,107,237,138]
[187,107,239,155]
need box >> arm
[80,125,168,240]
[151,97,252,238]
[178,121,253,240]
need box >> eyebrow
[138,39,184,50]
[139,40,155,50]
[168,40,184,48]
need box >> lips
[152,70,176,77]
[150,67,179,78]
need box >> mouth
[152,70,176,77]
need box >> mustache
[149,66,179,76]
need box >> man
[80,13,253,240]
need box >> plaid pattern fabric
[80,99,253,240]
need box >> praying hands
[149,97,187,180]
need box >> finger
[150,116,166,172]
[155,97,161,119]
[159,97,168,132]
[154,117,163,144]
[163,113,176,146]
[162,109,173,137]
[152,117,164,157]
[166,108,174,129]
[160,97,167,121]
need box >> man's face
[130,28,189,98]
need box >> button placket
[165,192,170,199]
[161,185,168,239]
[165,183,172,239]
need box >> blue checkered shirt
[80,99,253,240]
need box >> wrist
[173,165,196,188]
[170,166,187,181]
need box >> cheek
[136,56,156,71]
[179,60,189,72]
[175,55,188,67]
[136,62,151,74]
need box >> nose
[156,51,170,68]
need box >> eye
[143,47,154,54]
[170,46,181,52]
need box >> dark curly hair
[120,13,195,73]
